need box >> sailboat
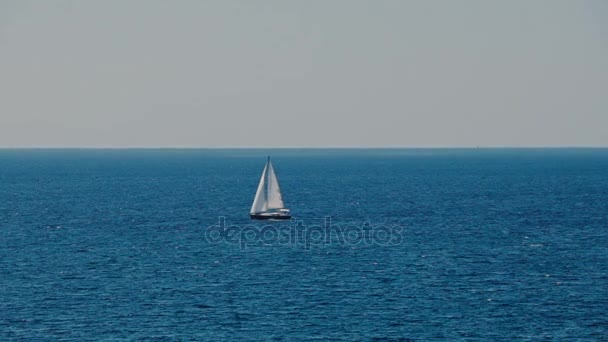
[250,157,291,220]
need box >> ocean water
[1,148,607,340]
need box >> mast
[265,156,270,198]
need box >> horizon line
[1,145,608,150]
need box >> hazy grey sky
[1,0,606,147]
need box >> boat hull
[250,213,291,220]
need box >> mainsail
[250,158,285,214]
[266,161,285,209]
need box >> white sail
[266,161,285,209]
[250,162,268,214]
[250,157,289,217]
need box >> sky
[0,0,606,147]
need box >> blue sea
[1,149,607,340]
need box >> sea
[1,148,607,340]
